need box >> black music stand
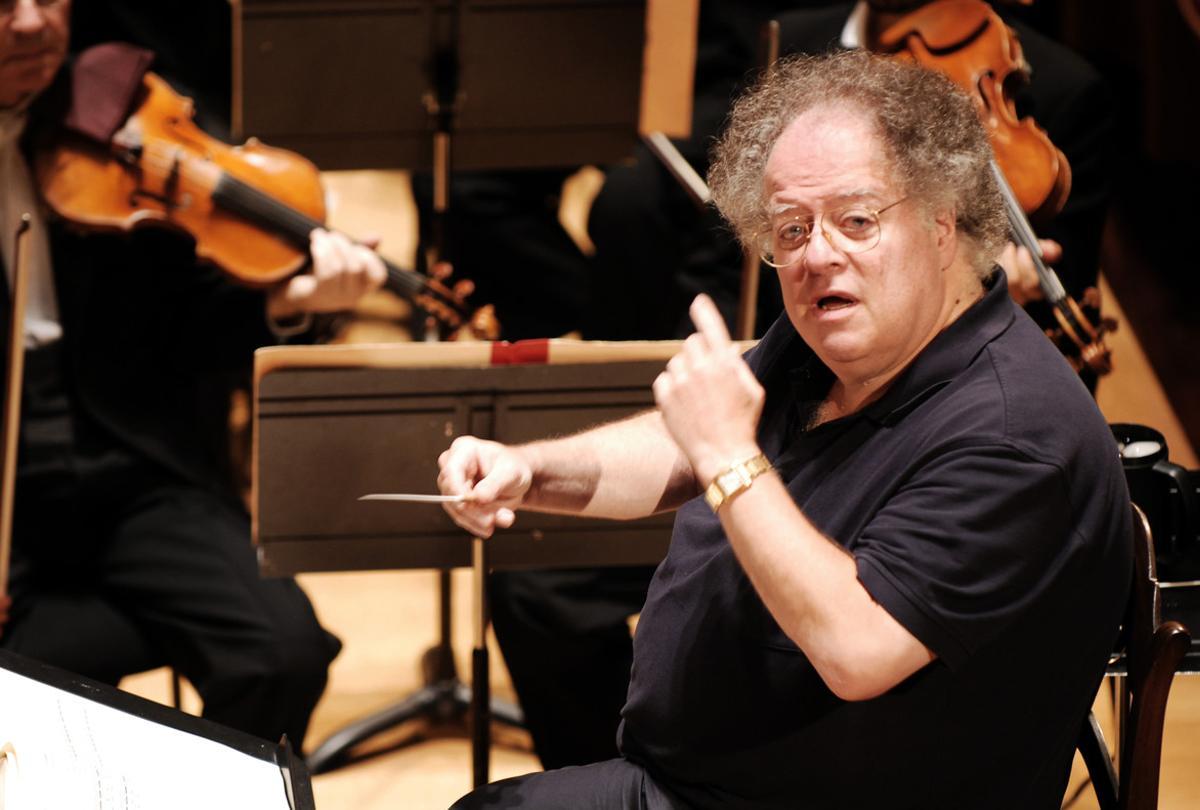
[234,0,650,779]
[252,341,679,785]
[232,0,648,172]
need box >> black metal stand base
[306,572,523,776]
[306,675,523,775]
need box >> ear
[933,207,958,269]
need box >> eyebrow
[767,189,886,217]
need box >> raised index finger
[689,293,732,351]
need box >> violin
[880,0,1070,221]
[878,0,1115,377]
[33,72,497,340]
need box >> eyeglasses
[755,197,908,268]
[0,0,64,18]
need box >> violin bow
[1,214,33,597]
[989,161,1113,375]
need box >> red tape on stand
[489,339,550,366]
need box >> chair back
[1078,504,1191,810]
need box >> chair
[1076,504,1191,810]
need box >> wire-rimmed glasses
[755,197,908,268]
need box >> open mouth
[816,295,856,311]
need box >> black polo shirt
[619,273,1132,809]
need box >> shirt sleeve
[853,441,1076,671]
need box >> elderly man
[772,0,1114,382]
[439,51,1130,809]
[1,0,384,747]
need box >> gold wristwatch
[703,453,772,513]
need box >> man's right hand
[437,436,533,538]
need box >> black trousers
[490,567,656,769]
[1,344,340,747]
[450,758,687,810]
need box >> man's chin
[809,336,871,370]
[0,71,55,108]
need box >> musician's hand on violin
[437,437,533,538]
[996,238,1062,307]
[266,229,387,319]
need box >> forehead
[764,106,896,210]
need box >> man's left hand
[266,228,387,319]
[652,294,764,485]
[996,238,1062,306]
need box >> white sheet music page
[0,667,291,810]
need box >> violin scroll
[1047,285,1117,376]
[416,265,499,340]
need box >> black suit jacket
[1,220,278,504]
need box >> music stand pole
[284,0,659,778]
[420,0,461,337]
[305,1,523,777]
[419,0,464,715]
[470,536,490,786]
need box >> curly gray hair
[708,50,1008,278]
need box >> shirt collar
[758,269,1016,430]
[859,269,1015,425]
[0,104,30,150]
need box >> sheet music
[0,668,291,810]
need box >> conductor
[438,51,1131,809]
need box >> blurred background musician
[0,0,384,748]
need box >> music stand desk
[252,340,685,782]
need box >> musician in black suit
[0,0,385,747]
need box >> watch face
[717,469,743,494]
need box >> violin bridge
[125,143,189,214]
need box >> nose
[9,0,50,33]
[800,217,847,275]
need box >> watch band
[704,453,772,513]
